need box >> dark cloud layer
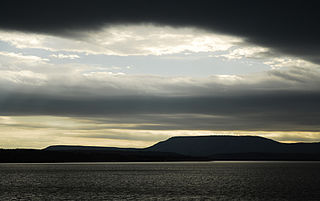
[1,91,319,131]
[1,0,320,63]
[1,1,320,135]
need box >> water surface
[0,161,319,200]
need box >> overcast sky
[0,0,320,148]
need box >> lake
[0,161,319,200]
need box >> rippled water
[0,161,319,200]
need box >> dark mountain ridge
[146,136,320,157]
[44,145,139,152]
[1,136,320,162]
[45,136,320,157]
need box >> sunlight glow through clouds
[214,47,269,60]
[0,25,241,56]
[0,24,320,148]
[0,115,169,148]
[0,51,49,65]
[1,115,320,149]
[0,70,47,85]
[0,24,315,77]
[50,53,80,59]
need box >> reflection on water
[0,161,319,200]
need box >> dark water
[0,161,319,200]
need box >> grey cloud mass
[1,66,320,132]
[1,92,319,132]
[1,0,320,64]
[1,0,320,143]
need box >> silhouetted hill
[1,136,320,162]
[146,136,320,157]
[0,148,200,163]
[44,145,139,152]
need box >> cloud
[0,26,317,74]
[264,57,319,69]
[1,1,320,147]
[50,53,80,59]
[0,51,48,68]
[212,46,320,70]
[0,1,319,64]
[0,70,47,86]
[0,67,320,132]
[214,47,269,60]
[0,48,318,133]
[0,25,240,56]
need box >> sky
[0,0,320,148]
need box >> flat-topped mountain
[145,136,320,157]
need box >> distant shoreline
[2,161,320,165]
[1,149,320,163]
[1,136,320,163]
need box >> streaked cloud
[0,51,48,67]
[264,57,319,69]
[1,115,320,149]
[50,53,80,59]
[0,25,241,56]
[1,1,319,65]
[0,70,47,86]
[214,47,269,60]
